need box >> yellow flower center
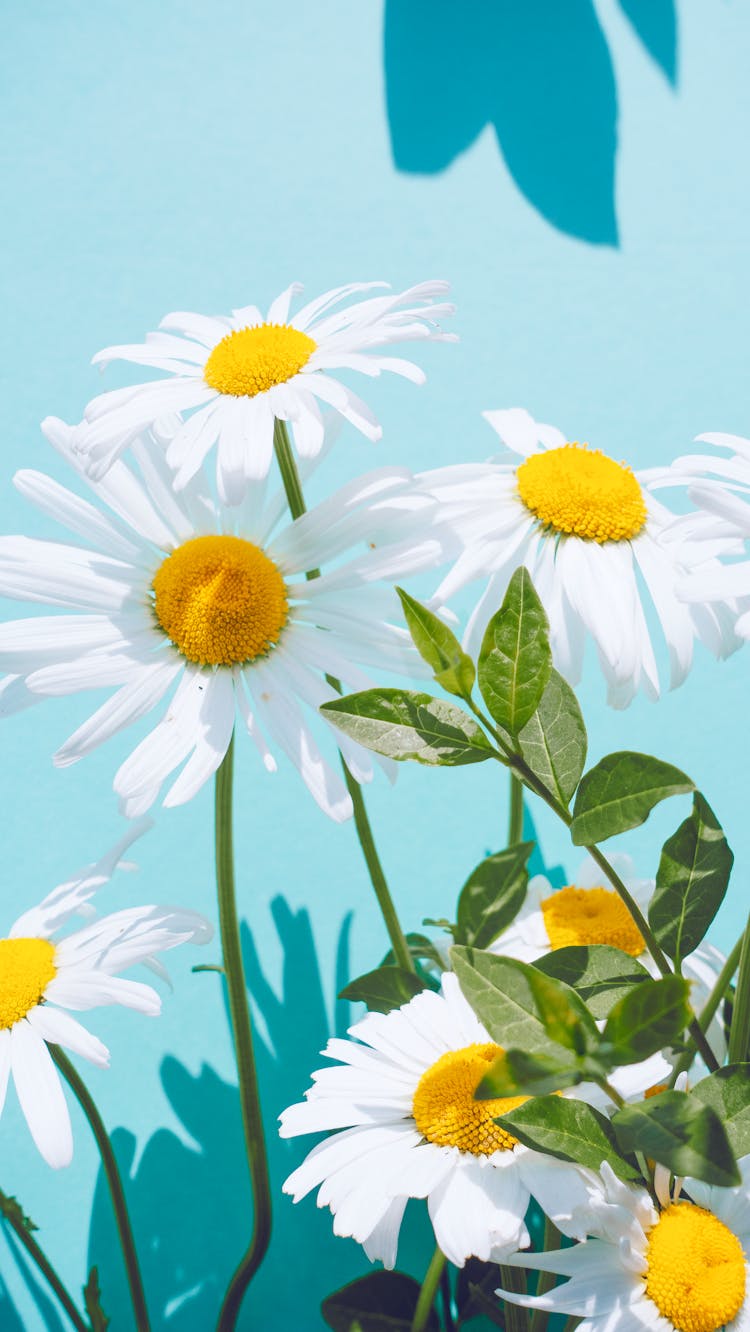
[645,1202,746,1332]
[516,444,647,543]
[0,938,57,1030]
[203,323,317,397]
[152,535,289,666]
[541,884,646,956]
[412,1043,527,1156]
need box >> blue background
[1,1,749,1327]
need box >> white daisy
[279,973,586,1271]
[420,408,742,707]
[0,418,442,821]
[74,281,456,503]
[670,433,750,637]
[499,1158,750,1332]
[489,852,726,1067]
[0,824,211,1168]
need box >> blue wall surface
[2,2,749,1327]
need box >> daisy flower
[74,281,456,503]
[0,418,442,821]
[670,432,750,636]
[498,1158,750,1332]
[420,408,742,707]
[488,852,726,1066]
[279,973,582,1270]
[0,824,211,1168]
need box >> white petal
[11,1022,73,1169]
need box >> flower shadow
[384,0,677,246]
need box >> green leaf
[455,1260,505,1328]
[570,752,694,845]
[396,587,475,699]
[322,1271,439,1332]
[613,1091,740,1187]
[451,947,597,1059]
[338,966,429,1014]
[0,1193,38,1233]
[478,1048,584,1097]
[477,567,552,736]
[533,946,651,1019]
[84,1268,110,1332]
[381,933,446,973]
[321,690,495,766]
[600,976,691,1067]
[691,1065,750,1159]
[496,1094,640,1181]
[456,842,533,949]
[518,668,587,807]
[649,793,734,965]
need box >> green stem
[499,1264,529,1332]
[215,735,272,1331]
[529,1216,562,1332]
[728,911,750,1064]
[272,416,416,975]
[0,1188,89,1332]
[508,772,525,846]
[671,934,743,1083]
[594,1077,626,1110]
[51,1048,150,1332]
[411,1246,447,1332]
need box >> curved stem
[728,912,750,1064]
[0,1187,89,1332]
[272,416,415,975]
[411,1246,446,1332]
[215,735,272,1331]
[51,1048,150,1332]
[508,772,525,846]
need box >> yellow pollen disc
[516,444,647,543]
[645,1201,746,1332]
[541,884,646,956]
[203,322,317,397]
[152,535,289,667]
[412,1043,527,1156]
[0,938,56,1030]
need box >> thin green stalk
[51,1048,150,1332]
[508,772,525,846]
[499,1264,529,1332]
[411,1246,447,1332]
[272,416,415,975]
[593,1077,626,1110]
[671,933,742,1083]
[0,1187,89,1332]
[728,910,750,1064]
[529,1216,562,1332]
[215,735,272,1332]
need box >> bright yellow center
[0,938,56,1030]
[203,323,317,397]
[645,1202,746,1332]
[152,535,289,666]
[412,1043,527,1156]
[516,444,647,543]
[541,884,646,956]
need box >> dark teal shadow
[384,0,677,246]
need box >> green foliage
[477,568,552,736]
[380,933,446,973]
[692,1065,750,1158]
[612,1090,740,1187]
[599,976,691,1066]
[650,793,734,965]
[321,689,495,765]
[533,945,651,1019]
[455,843,533,948]
[84,1268,110,1332]
[496,1095,640,1182]
[571,752,694,845]
[322,1272,439,1332]
[339,966,429,1014]
[455,1260,505,1328]
[396,587,475,700]
[0,1193,38,1234]
[518,668,587,807]
[478,1048,584,1097]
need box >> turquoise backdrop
[2,2,749,1327]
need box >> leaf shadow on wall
[384,0,677,247]
[85,898,431,1331]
